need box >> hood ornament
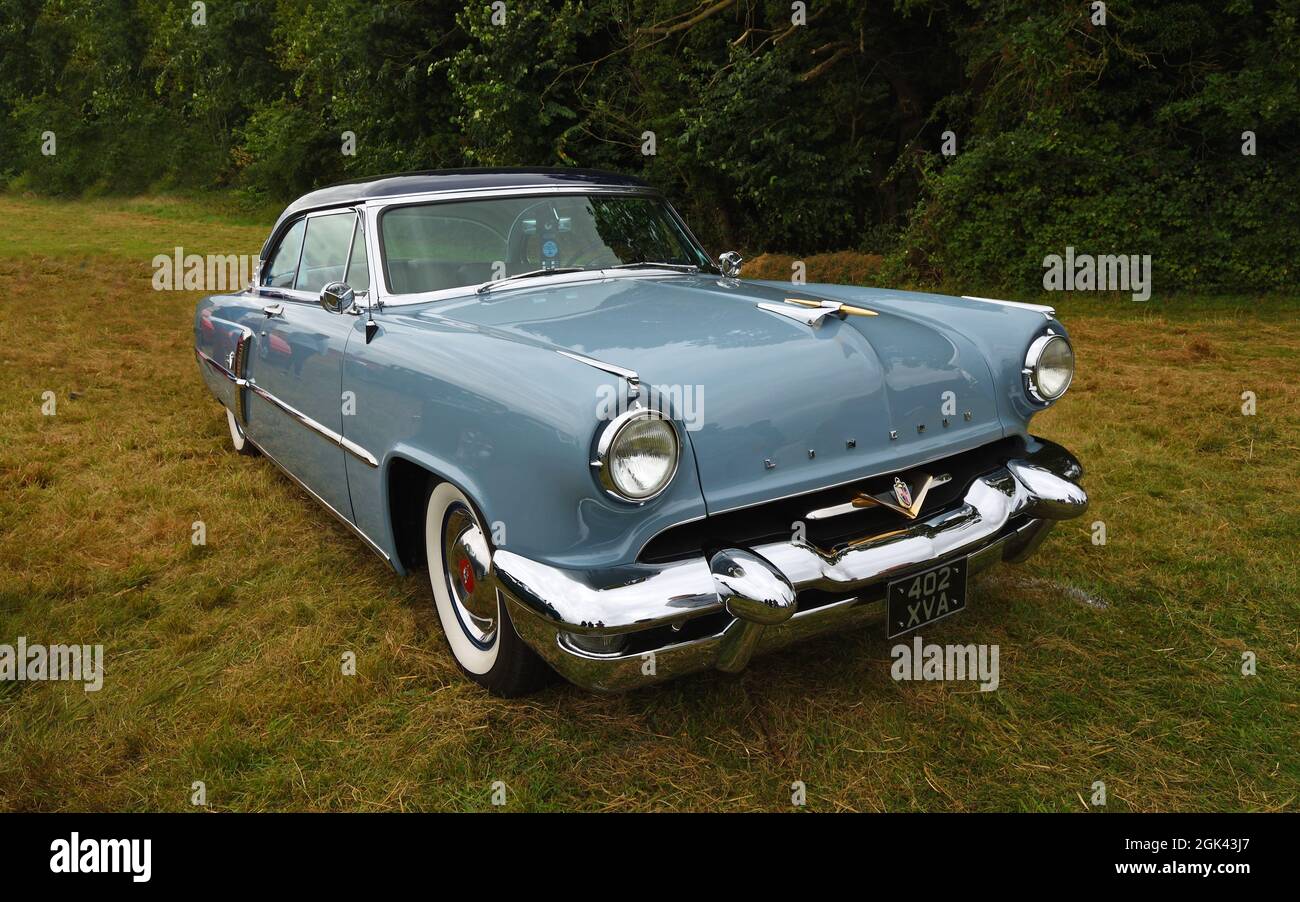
[757,296,878,327]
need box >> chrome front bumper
[493,438,1087,691]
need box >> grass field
[1,194,1297,812]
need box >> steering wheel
[505,201,563,270]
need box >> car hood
[429,274,1007,513]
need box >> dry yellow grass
[744,250,885,285]
[1,196,1297,811]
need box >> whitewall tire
[423,480,551,695]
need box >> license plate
[886,559,967,638]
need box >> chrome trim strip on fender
[244,381,380,468]
[962,295,1056,317]
[557,350,641,401]
[195,347,380,468]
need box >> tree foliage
[1,0,1295,289]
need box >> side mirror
[319,281,355,314]
[718,251,743,278]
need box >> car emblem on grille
[804,472,951,522]
[893,477,913,509]
[849,472,934,520]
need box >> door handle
[262,303,284,318]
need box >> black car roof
[295,166,648,207]
[265,167,652,247]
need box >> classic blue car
[195,168,1087,695]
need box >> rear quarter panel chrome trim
[195,346,379,468]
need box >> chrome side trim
[246,381,380,468]
[195,347,380,468]
[557,350,641,400]
[962,295,1056,317]
[245,434,392,564]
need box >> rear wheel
[424,481,552,696]
[227,409,257,455]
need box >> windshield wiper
[476,267,586,294]
[609,262,700,273]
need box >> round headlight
[1025,334,1075,402]
[597,410,680,501]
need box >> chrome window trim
[291,208,362,296]
[368,267,694,308]
[195,347,379,468]
[260,185,707,309]
[365,183,658,211]
[362,185,715,306]
[260,216,308,294]
[258,207,374,304]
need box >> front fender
[342,310,707,571]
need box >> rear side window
[261,219,305,288]
[295,212,357,294]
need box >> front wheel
[424,481,552,696]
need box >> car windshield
[378,194,714,295]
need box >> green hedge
[2,0,1295,292]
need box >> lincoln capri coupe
[194,168,1087,696]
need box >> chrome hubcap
[443,503,496,646]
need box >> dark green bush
[1,0,1294,291]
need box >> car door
[241,209,363,520]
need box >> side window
[295,212,357,294]
[261,219,305,289]
[346,221,369,291]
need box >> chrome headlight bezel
[593,408,681,502]
[1023,333,1075,404]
